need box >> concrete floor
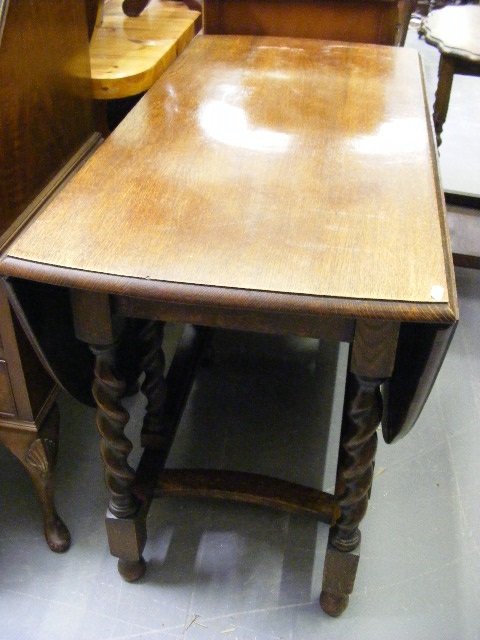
[0,27,479,640]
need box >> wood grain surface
[90,0,201,99]
[0,0,94,237]
[203,0,399,45]
[2,35,455,318]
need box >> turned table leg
[90,340,147,581]
[320,320,399,616]
[433,55,455,147]
[90,318,169,581]
[71,290,152,580]
[320,372,383,616]
[137,320,167,449]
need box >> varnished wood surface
[0,0,94,237]
[1,36,456,322]
[152,469,338,522]
[90,0,201,99]
[203,0,399,45]
[423,6,480,61]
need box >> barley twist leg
[91,343,136,517]
[138,321,168,449]
[91,342,146,581]
[320,373,384,617]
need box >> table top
[0,35,457,323]
[90,0,201,99]
[423,5,480,61]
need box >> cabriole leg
[23,403,71,553]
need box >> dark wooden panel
[382,320,457,442]
[85,0,101,39]
[0,0,97,418]
[0,0,94,237]
[203,0,399,45]
[12,311,56,420]
[6,279,95,408]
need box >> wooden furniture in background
[423,5,480,269]
[0,0,100,551]
[203,0,400,44]
[125,0,414,46]
[444,192,480,270]
[397,0,417,45]
[121,0,202,18]
[90,0,201,102]
[1,34,457,616]
[423,5,480,146]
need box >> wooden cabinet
[203,0,401,44]
[0,0,100,551]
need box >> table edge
[418,56,459,322]
[424,33,480,62]
[0,257,458,324]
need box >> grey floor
[0,27,479,640]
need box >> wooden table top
[90,0,201,99]
[423,6,480,61]
[1,35,456,323]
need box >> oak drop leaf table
[0,35,458,617]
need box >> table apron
[446,56,480,77]
[113,296,356,343]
